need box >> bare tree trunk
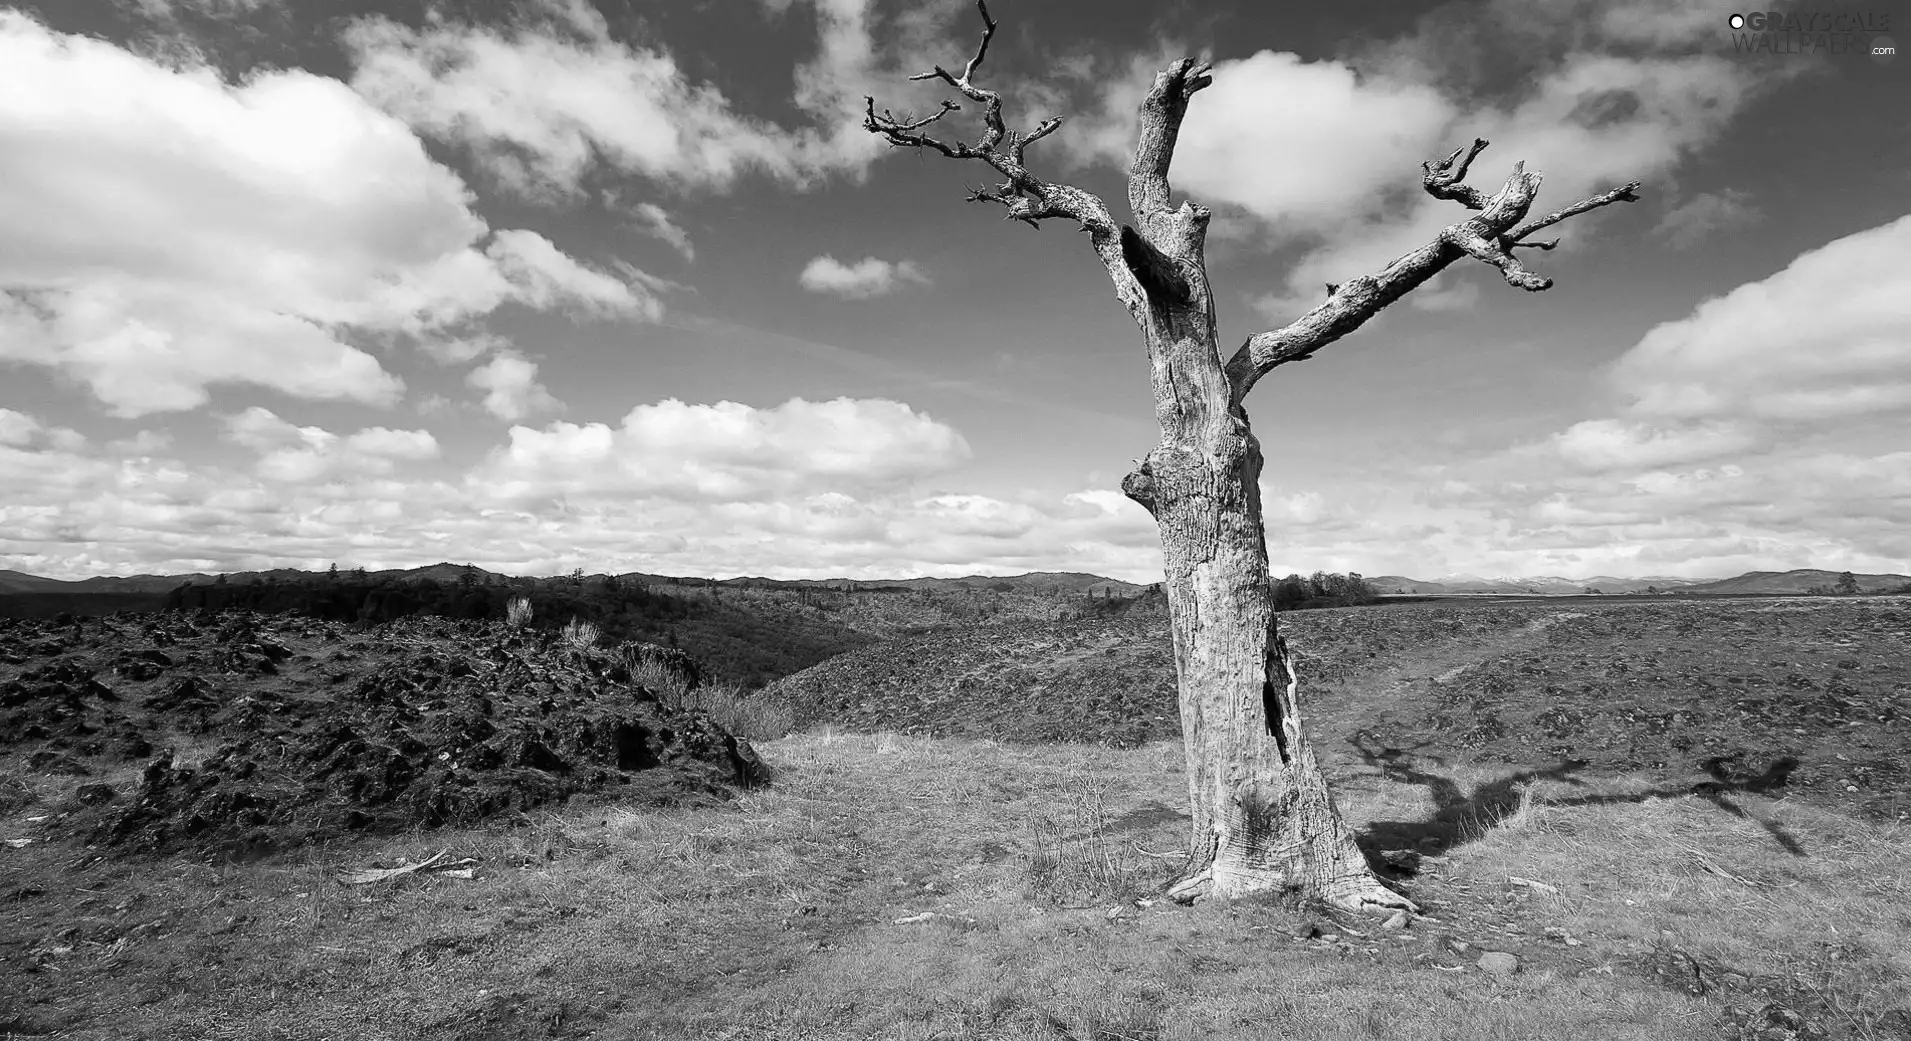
[1137,411,1397,907]
[862,0,1640,913]
[1115,249,1406,909]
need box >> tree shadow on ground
[1347,734,1808,863]
[1101,800,1184,837]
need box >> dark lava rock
[1721,1003,1830,1041]
[147,675,217,714]
[73,782,117,805]
[16,609,772,858]
[1646,946,1710,996]
[26,749,91,776]
[0,775,34,813]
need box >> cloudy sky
[2,0,1907,583]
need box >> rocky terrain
[2,597,1907,1040]
[0,610,766,859]
[767,598,1911,822]
[766,615,1178,747]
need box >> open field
[4,597,1909,1039]
[5,731,1907,1039]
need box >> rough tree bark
[864,1,1641,912]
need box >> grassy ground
[7,729,1907,1040]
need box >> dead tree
[864,2,1640,912]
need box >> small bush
[615,641,705,700]
[627,660,688,703]
[505,596,534,627]
[0,772,36,815]
[1024,769,1147,905]
[679,683,795,742]
[561,615,600,650]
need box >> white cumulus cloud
[1613,214,1911,423]
[1411,215,1911,578]
[473,396,971,503]
[468,351,564,421]
[799,255,929,299]
[0,11,656,418]
[1054,0,1780,326]
[221,407,439,483]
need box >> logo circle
[1873,35,1897,64]
[1728,13,1745,29]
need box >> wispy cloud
[1652,188,1758,249]
[609,197,696,261]
[340,0,894,200]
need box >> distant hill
[638,571,1150,597]
[1365,576,1451,594]
[72,573,217,593]
[0,570,217,595]
[1680,569,1911,595]
[0,570,70,594]
[1366,574,1703,595]
[9,562,1909,616]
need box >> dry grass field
[4,597,1909,1039]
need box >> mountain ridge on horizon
[3,563,1909,598]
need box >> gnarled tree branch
[1129,58,1212,224]
[867,0,1182,319]
[1010,116,1063,166]
[1422,137,1491,210]
[1226,141,1640,405]
[1510,180,1643,242]
[907,0,1005,151]
[863,2,1095,229]
[863,96,975,158]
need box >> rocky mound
[0,610,766,858]
[758,606,1442,747]
[764,616,1180,747]
[763,599,1911,819]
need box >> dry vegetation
[4,596,1909,1039]
[5,730,1906,1039]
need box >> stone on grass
[1476,951,1520,975]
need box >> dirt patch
[0,610,767,857]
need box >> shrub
[615,641,705,699]
[505,596,533,627]
[679,683,795,742]
[561,615,600,650]
[1023,769,1156,904]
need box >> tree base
[1167,860,1418,915]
